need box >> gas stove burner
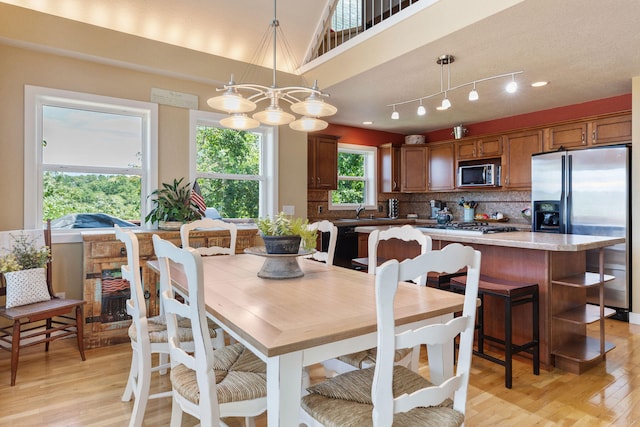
[424,221,517,234]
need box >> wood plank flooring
[1,318,639,426]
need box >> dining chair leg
[75,305,86,360]
[128,353,152,427]
[244,416,257,427]
[121,350,137,402]
[159,352,169,375]
[170,396,183,427]
[45,318,52,352]
[11,321,20,386]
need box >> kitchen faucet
[355,204,365,219]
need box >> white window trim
[24,85,158,240]
[188,110,278,219]
[329,143,377,211]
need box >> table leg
[267,352,303,427]
[424,314,454,385]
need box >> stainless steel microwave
[457,164,500,187]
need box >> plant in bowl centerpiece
[145,178,202,230]
[256,212,317,254]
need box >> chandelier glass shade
[388,54,522,120]
[207,0,336,131]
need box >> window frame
[329,143,377,211]
[24,85,158,236]
[188,110,278,220]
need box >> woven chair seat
[170,342,267,405]
[302,365,463,427]
[128,315,220,344]
[337,347,413,369]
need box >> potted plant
[145,178,202,230]
[0,233,52,308]
[256,212,317,254]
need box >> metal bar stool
[450,274,540,388]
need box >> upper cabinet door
[379,143,401,192]
[503,130,543,189]
[308,135,338,190]
[400,145,428,192]
[591,114,631,145]
[428,141,455,191]
[548,122,588,150]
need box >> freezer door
[531,151,565,202]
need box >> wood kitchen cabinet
[455,136,502,160]
[379,143,401,192]
[400,144,428,192]
[547,113,631,150]
[502,130,543,189]
[308,134,338,190]
[428,141,455,191]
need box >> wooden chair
[301,243,482,427]
[152,234,267,427]
[180,218,238,256]
[0,220,86,386]
[352,224,432,285]
[115,226,225,427]
[304,220,337,265]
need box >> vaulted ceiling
[4,0,639,135]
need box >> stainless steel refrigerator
[531,145,631,318]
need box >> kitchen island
[355,225,625,373]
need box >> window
[189,111,277,219]
[330,144,377,209]
[24,86,157,231]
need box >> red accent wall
[319,94,631,146]
[319,124,404,146]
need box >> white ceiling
[4,0,640,135]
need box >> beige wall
[0,5,308,298]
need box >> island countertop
[353,225,624,252]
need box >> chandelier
[388,54,523,120]
[207,0,337,132]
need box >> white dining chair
[301,243,482,427]
[323,225,432,376]
[180,218,238,256]
[304,220,337,265]
[115,226,225,427]
[152,234,267,427]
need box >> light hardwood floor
[1,318,639,426]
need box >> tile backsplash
[308,190,533,227]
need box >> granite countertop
[353,225,624,252]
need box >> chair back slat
[180,218,238,256]
[306,220,337,265]
[369,225,432,285]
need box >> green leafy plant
[144,178,202,225]
[0,234,50,273]
[256,212,317,250]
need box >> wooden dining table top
[148,253,467,358]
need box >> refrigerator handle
[566,154,572,233]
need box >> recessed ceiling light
[362,121,373,125]
[531,81,548,87]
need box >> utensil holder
[463,207,475,222]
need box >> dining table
[148,251,467,427]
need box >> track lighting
[468,82,479,101]
[506,74,518,93]
[391,105,399,120]
[417,100,426,116]
[386,54,523,119]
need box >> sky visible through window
[42,106,142,169]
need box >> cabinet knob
[120,247,127,256]
[581,133,585,143]
[317,177,320,184]
[592,130,597,142]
